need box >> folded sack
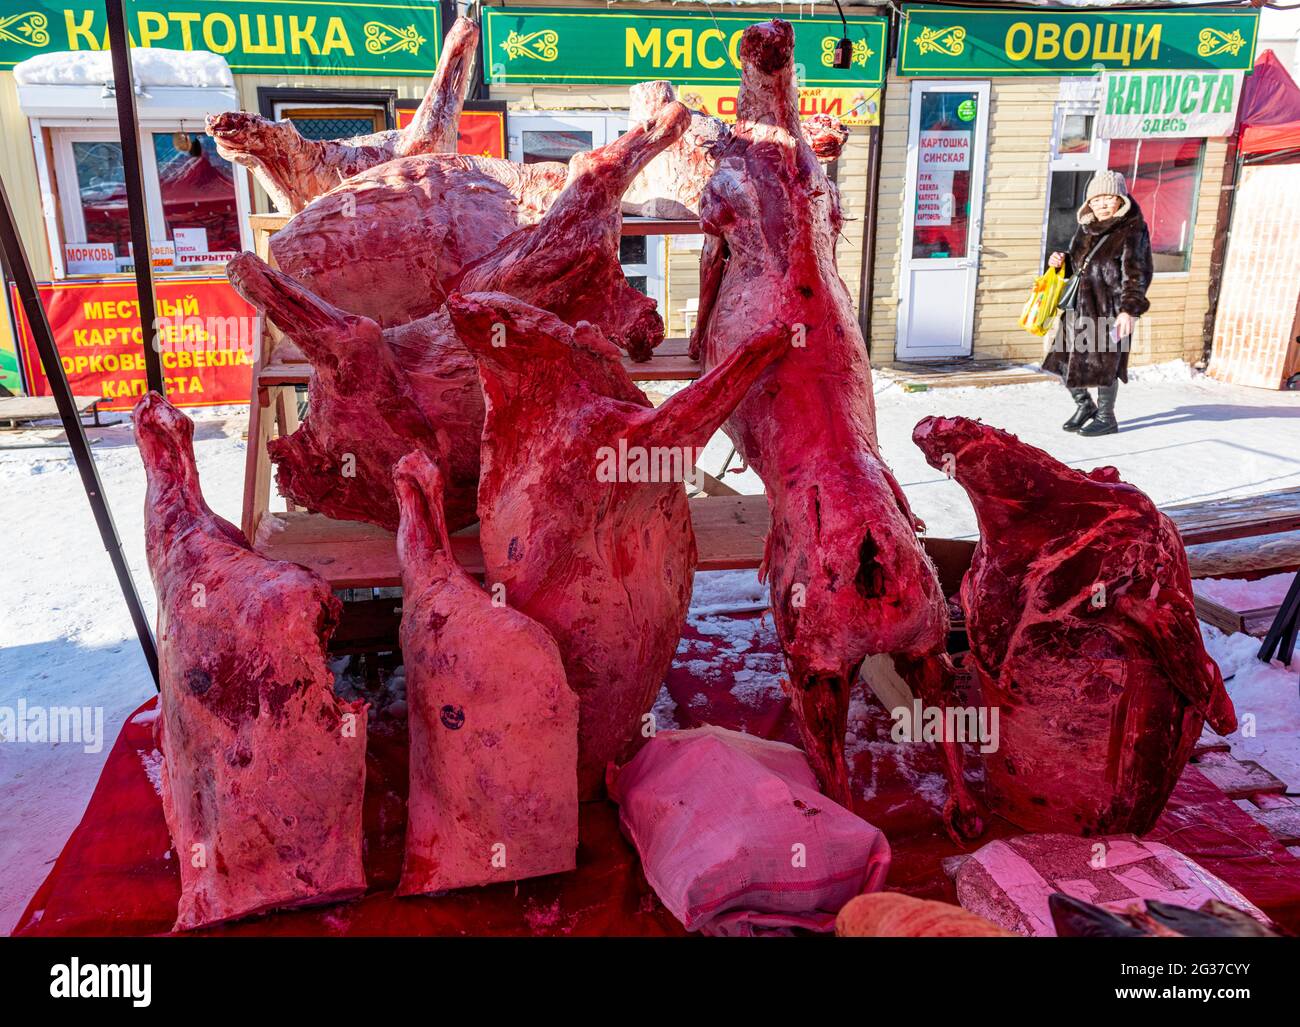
[608,725,891,935]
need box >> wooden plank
[1250,805,1300,846]
[259,336,703,387]
[1193,594,1246,635]
[621,217,701,236]
[257,494,774,588]
[1164,488,1300,545]
[0,395,100,425]
[1192,750,1288,800]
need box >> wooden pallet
[878,359,1055,390]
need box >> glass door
[897,81,991,361]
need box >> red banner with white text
[11,277,256,411]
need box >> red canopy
[1240,50,1300,156]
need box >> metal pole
[105,0,166,397]
[0,176,160,688]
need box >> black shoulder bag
[1058,229,1115,312]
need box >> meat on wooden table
[689,21,973,830]
[233,101,695,528]
[394,451,579,894]
[134,392,367,931]
[227,253,477,532]
[454,101,692,362]
[446,291,789,798]
[206,16,479,214]
[912,415,1237,835]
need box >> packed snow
[14,48,234,89]
[0,372,1297,934]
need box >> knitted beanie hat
[1085,170,1129,202]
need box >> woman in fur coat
[1045,170,1154,436]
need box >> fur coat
[1043,196,1154,388]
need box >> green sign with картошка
[0,1,443,75]
[897,4,1259,77]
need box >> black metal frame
[105,0,164,397]
[256,87,399,130]
[1258,570,1300,690]
[0,0,166,689]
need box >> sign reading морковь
[482,6,888,87]
[898,4,1259,76]
[0,1,442,75]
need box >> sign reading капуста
[482,6,888,88]
[897,4,1259,77]
[1097,69,1243,138]
[0,1,442,75]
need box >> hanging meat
[207,16,480,214]
[394,452,579,894]
[453,101,691,361]
[232,104,692,527]
[912,416,1238,835]
[446,290,789,798]
[134,392,367,930]
[688,21,974,829]
[624,81,849,219]
[227,253,477,532]
[269,156,567,327]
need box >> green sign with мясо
[482,6,889,87]
[897,4,1259,77]
[0,1,442,75]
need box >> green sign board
[897,4,1259,77]
[482,6,888,87]
[0,1,442,75]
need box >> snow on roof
[13,48,233,89]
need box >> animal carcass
[207,16,479,214]
[912,416,1237,835]
[226,253,476,532]
[689,20,972,828]
[134,392,366,930]
[269,156,567,328]
[394,452,578,894]
[446,290,789,797]
[454,101,691,361]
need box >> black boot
[1062,388,1096,432]
[1079,382,1119,436]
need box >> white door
[896,81,991,361]
[508,111,665,313]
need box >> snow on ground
[0,372,1296,934]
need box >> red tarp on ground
[1240,50,1300,156]
[16,613,1300,936]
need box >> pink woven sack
[608,725,891,935]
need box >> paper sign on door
[916,170,955,227]
[919,130,971,170]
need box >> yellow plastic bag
[1018,267,1065,337]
